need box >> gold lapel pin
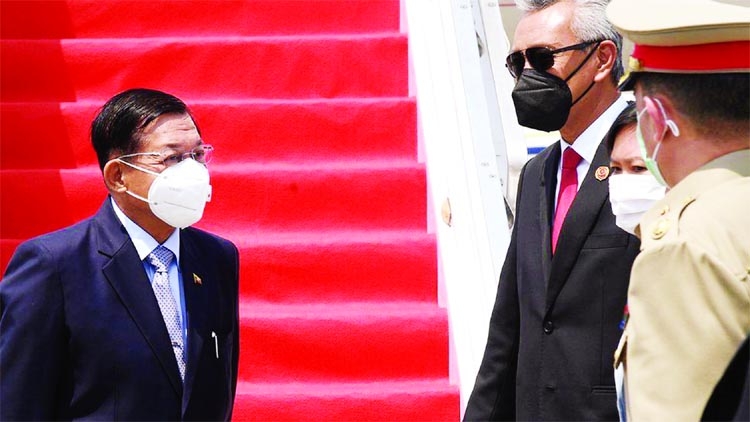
[193,273,202,286]
[595,166,610,181]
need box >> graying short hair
[515,0,624,83]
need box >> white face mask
[608,173,666,236]
[118,158,212,228]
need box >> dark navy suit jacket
[464,141,640,421]
[0,198,240,421]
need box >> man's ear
[645,95,681,138]
[593,40,617,83]
[103,160,127,193]
[652,96,681,137]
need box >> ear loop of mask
[649,98,681,165]
[653,98,680,137]
[637,97,680,186]
[114,158,161,204]
[565,41,601,107]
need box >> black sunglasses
[505,40,600,79]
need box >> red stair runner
[0,1,458,420]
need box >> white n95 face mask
[608,173,666,236]
[119,158,212,229]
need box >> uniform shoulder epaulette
[642,191,693,241]
[648,194,699,241]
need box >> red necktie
[552,147,582,253]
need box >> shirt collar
[110,197,180,262]
[559,96,630,163]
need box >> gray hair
[515,0,624,83]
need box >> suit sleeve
[463,164,526,421]
[0,240,67,420]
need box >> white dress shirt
[555,96,629,209]
[111,198,188,345]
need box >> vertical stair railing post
[404,0,527,416]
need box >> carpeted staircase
[0,1,458,420]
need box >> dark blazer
[464,141,640,421]
[0,199,240,421]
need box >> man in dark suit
[0,88,240,421]
[463,1,639,420]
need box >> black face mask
[511,43,599,132]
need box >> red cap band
[632,41,750,72]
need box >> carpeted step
[1,228,438,302]
[239,302,449,382]
[0,230,437,304]
[0,0,459,418]
[233,379,458,421]
[0,0,400,39]
[0,163,427,239]
[1,98,416,169]
[235,230,437,304]
[0,35,408,102]
[0,229,438,310]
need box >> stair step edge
[235,378,457,396]
[240,301,446,320]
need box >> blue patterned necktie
[147,246,186,381]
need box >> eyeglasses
[505,40,599,79]
[118,144,214,168]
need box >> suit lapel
[95,199,184,397]
[180,230,208,413]
[545,142,610,313]
[539,144,560,283]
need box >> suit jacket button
[543,320,554,334]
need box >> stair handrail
[403,0,527,417]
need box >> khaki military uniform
[615,149,750,421]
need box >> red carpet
[0,0,458,420]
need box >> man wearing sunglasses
[0,88,240,421]
[465,0,640,420]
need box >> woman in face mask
[605,102,666,237]
[605,102,666,422]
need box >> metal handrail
[404,0,527,416]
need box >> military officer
[606,0,750,420]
